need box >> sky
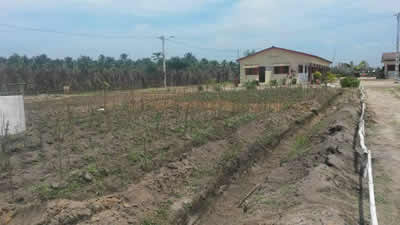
[0,0,399,66]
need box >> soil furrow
[193,91,360,225]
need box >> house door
[259,67,266,83]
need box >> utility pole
[158,35,174,88]
[395,12,400,78]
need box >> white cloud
[1,0,225,15]
[1,0,397,65]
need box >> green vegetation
[281,78,287,85]
[313,71,322,82]
[325,72,337,83]
[243,80,258,90]
[287,135,311,160]
[0,53,238,93]
[141,201,173,225]
[270,79,278,86]
[224,113,257,129]
[128,150,153,171]
[375,193,388,204]
[340,77,360,88]
[213,84,223,92]
[19,81,338,205]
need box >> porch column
[384,64,388,77]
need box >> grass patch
[287,135,311,161]
[219,145,241,167]
[375,173,393,184]
[190,126,217,147]
[32,178,83,201]
[128,150,153,171]
[375,192,388,205]
[190,167,216,179]
[141,201,173,225]
[223,113,257,129]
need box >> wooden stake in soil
[238,184,261,208]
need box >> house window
[298,65,303,73]
[388,65,396,71]
[245,67,259,75]
[305,66,308,73]
[274,66,289,74]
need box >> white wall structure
[0,95,26,135]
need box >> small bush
[213,84,222,92]
[281,78,287,85]
[291,78,297,85]
[128,151,153,171]
[340,77,360,88]
[270,80,278,86]
[243,80,258,90]
[197,85,204,92]
[233,78,240,87]
[313,71,322,81]
[326,72,337,83]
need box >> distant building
[382,52,399,79]
[237,46,331,84]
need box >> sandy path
[363,80,400,225]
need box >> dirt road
[363,80,400,225]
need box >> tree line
[331,60,383,77]
[0,52,239,94]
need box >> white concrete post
[0,95,26,135]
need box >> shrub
[340,77,360,88]
[197,85,204,92]
[243,80,258,90]
[313,71,322,81]
[233,78,240,87]
[326,72,337,83]
[270,80,278,86]
[213,84,222,92]
[281,78,287,85]
[291,78,297,85]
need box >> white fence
[359,86,378,225]
[0,95,26,135]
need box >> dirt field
[363,80,400,225]
[0,86,363,225]
[193,90,361,225]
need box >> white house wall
[239,48,330,83]
[384,62,399,79]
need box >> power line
[169,39,237,53]
[0,23,154,39]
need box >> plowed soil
[0,87,364,225]
[193,90,361,225]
